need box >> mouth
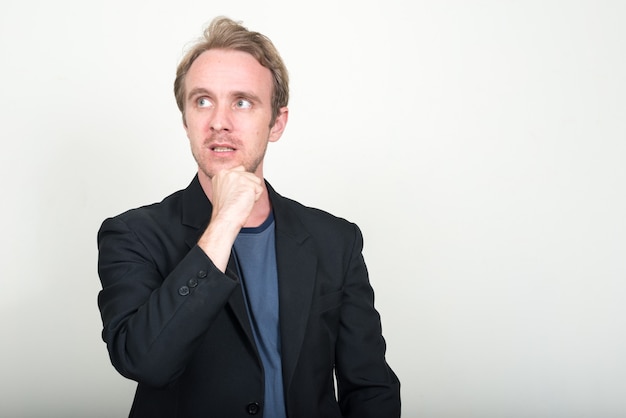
[211,146,235,152]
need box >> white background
[1,1,625,417]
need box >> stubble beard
[192,135,268,180]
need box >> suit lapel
[181,175,212,249]
[224,254,258,348]
[269,185,318,392]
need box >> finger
[253,183,264,200]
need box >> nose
[209,105,232,132]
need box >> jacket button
[246,402,260,415]
[178,286,190,296]
[187,277,198,288]
[198,270,207,278]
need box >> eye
[197,97,212,108]
[235,99,252,109]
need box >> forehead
[186,49,273,99]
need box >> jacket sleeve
[97,216,238,388]
[335,224,401,417]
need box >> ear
[268,107,288,143]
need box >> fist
[210,166,263,228]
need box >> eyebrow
[186,87,264,105]
[187,87,212,102]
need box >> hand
[197,166,264,272]
[209,166,264,229]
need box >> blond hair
[174,17,289,125]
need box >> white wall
[1,1,625,417]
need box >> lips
[207,135,238,153]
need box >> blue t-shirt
[233,213,286,418]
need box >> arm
[335,224,401,417]
[97,167,264,388]
[97,216,238,388]
[197,166,264,271]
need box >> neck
[244,195,272,227]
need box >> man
[97,16,400,418]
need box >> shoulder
[97,179,199,248]
[281,194,351,225]
[269,185,360,242]
[107,188,185,228]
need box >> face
[183,49,288,181]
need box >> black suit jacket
[97,176,400,417]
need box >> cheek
[185,110,208,128]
